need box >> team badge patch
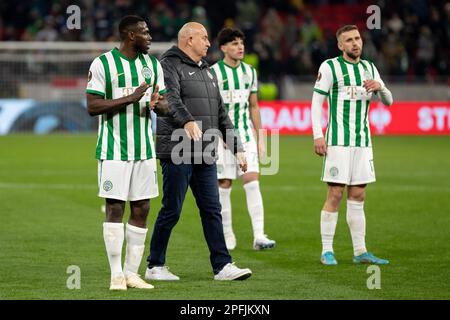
[103,180,113,192]
[142,67,153,81]
[316,72,322,82]
[329,167,339,177]
[364,69,373,80]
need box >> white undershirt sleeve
[372,63,393,106]
[311,91,327,139]
[377,85,393,106]
[311,62,333,139]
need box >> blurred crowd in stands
[0,0,448,82]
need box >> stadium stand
[0,0,448,83]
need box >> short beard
[346,50,360,60]
[135,44,148,54]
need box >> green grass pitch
[0,134,449,299]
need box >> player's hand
[149,84,160,109]
[222,139,229,150]
[130,82,151,103]
[314,137,327,156]
[184,121,202,141]
[236,152,248,173]
[363,80,382,93]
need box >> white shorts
[98,159,159,201]
[217,137,259,180]
[321,146,376,185]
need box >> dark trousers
[147,159,232,274]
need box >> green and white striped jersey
[313,55,385,147]
[211,60,258,143]
[86,47,166,161]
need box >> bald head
[177,22,210,63]
[178,22,206,44]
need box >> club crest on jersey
[142,66,153,81]
[364,69,373,80]
[242,74,250,85]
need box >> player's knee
[218,179,232,189]
[130,200,150,221]
[328,188,344,207]
[348,186,366,202]
[105,200,125,222]
[132,199,150,213]
[241,172,258,184]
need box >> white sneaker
[253,235,276,250]
[109,273,127,291]
[214,263,252,281]
[224,232,237,250]
[125,273,154,289]
[145,266,180,281]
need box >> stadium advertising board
[0,99,449,135]
[260,101,450,135]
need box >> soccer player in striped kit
[86,15,168,290]
[311,25,393,265]
[211,28,275,251]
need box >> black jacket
[156,45,243,163]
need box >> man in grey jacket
[145,22,252,281]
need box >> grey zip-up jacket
[156,45,243,163]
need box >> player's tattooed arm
[86,82,151,116]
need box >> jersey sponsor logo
[329,166,339,177]
[116,72,125,78]
[221,89,249,104]
[343,85,371,100]
[142,67,152,80]
[103,180,113,192]
[120,87,135,97]
[345,86,358,99]
[114,87,151,102]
